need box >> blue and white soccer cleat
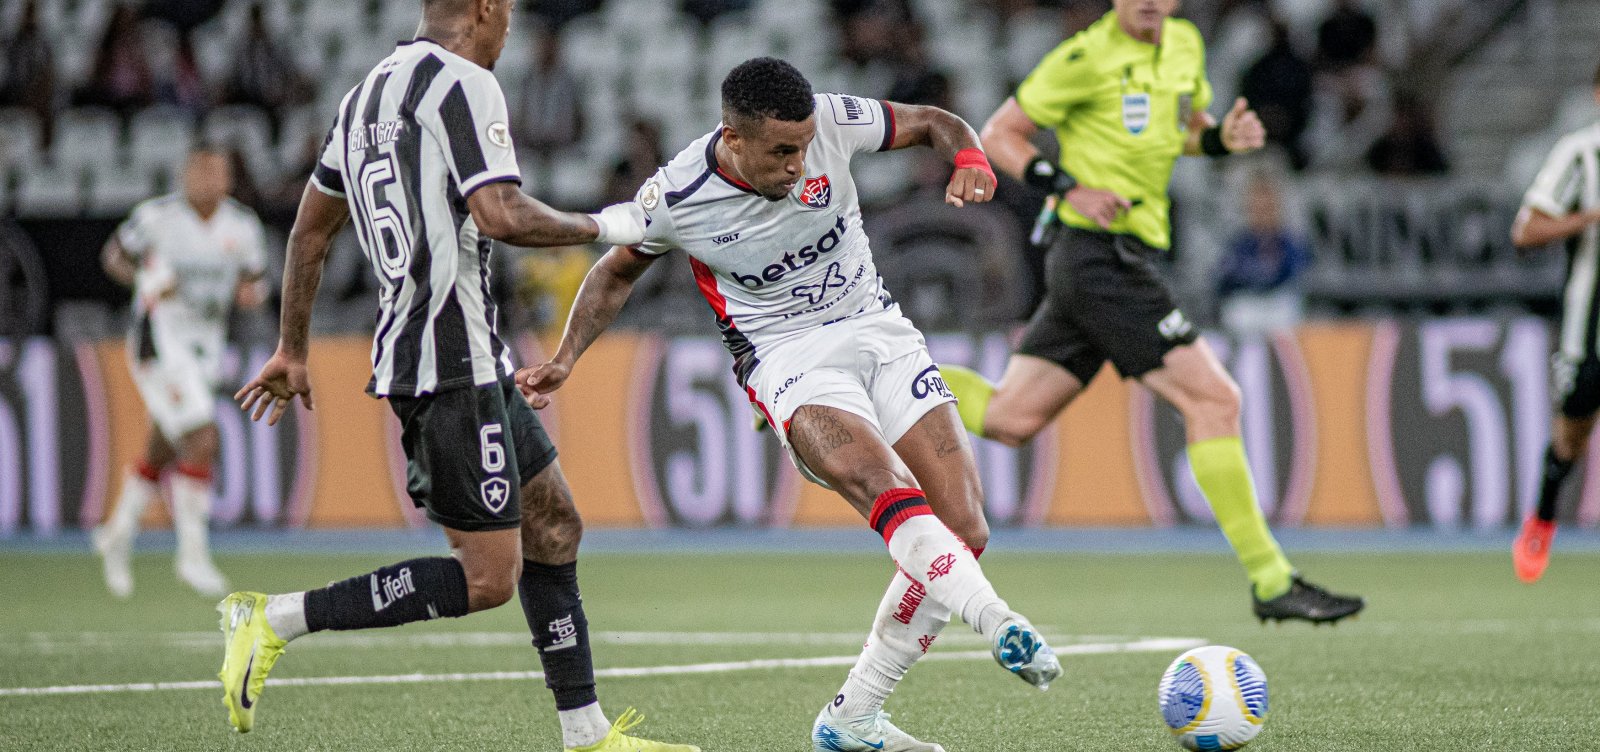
[991,616,1062,691]
[812,703,945,752]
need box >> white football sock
[872,489,1010,641]
[105,466,159,538]
[169,468,216,568]
[265,592,309,642]
[558,701,610,749]
[833,568,953,719]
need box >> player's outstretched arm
[100,237,138,288]
[516,245,659,408]
[467,182,645,248]
[882,101,996,207]
[1512,206,1600,248]
[236,183,348,426]
[981,97,1130,229]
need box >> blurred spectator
[221,2,312,136]
[1365,94,1449,176]
[681,0,755,26]
[148,23,208,115]
[528,0,604,31]
[1239,19,1313,170]
[602,118,665,206]
[512,28,584,158]
[74,3,155,116]
[0,0,57,144]
[831,0,915,66]
[1314,0,1377,72]
[1217,172,1312,334]
[144,0,226,32]
[885,25,951,109]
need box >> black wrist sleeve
[1025,156,1078,194]
[1200,126,1230,157]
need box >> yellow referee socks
[938,364,994,437]
[1187,437,1294,600]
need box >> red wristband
[953,147,996,185]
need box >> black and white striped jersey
[1524,123,1600,363]
[311,39,520,397]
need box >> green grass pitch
[2,549,1598,750]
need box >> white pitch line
[0,637,1204,698]
[4,627,1090,653]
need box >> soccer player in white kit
[521,58,1062,752]
[93,145,268,598]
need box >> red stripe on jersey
[715,166,755,191]
[690,257,730,319]
[745,386,776,431]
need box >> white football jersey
[117,194,267,343]
[634,93,898,383]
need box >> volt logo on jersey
[1123,93,1150,135]
[799,174,832,210]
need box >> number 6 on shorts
[479,424,506,473]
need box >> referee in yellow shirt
[941,0,1364,623]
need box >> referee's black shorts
[1018,226,1199,384]
[387,377,558,532]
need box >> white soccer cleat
[811,704,945,752]
[992,616,1062,691]
[178,558,230,598]
[91,525,134,599]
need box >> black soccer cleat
[1252,574,1365,625]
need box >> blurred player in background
[221,1,694,750]
[1510,61,1600,583]
[92,144,268,599]
[522,57,1060,752]
[939,0,1365,623]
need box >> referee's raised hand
[1221,98,1266,153]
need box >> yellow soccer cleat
[216,592,288,733]
[567,708,702,752]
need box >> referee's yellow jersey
[1015,11,1212,250]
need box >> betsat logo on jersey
[730,215,849,289]
[800,174,831,210]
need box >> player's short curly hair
[721,57,815,130]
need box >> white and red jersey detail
[633,93,898,382]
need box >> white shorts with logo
[128,317,224,443]
[745,307,955,488]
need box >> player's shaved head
[417,0,515,70]
[721,57,816,134]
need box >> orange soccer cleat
[1513,517,1557,584]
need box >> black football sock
[518,560,597,710]
[1536,446,1576,523]
[304,557,471,633]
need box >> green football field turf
[2,549,1598,751]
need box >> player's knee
[522,501,583,560]
[984,409,1046,447]
[1186,377,1242,429]
[463,562,519,612]
[952,517,989,553]
[181,425,220,465]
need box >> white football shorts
[744,307,956,488]
[128,320,224,442]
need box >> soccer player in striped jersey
[1511,62,1600,583]
[521,57,1061,752]
[220,1,696,750]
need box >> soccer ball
[1157,645,1269,750]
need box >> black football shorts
[387,377,557,532]
[1018,226,1200,384]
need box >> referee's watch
[1024,156,1078,195]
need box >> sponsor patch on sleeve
[830,94,876,126]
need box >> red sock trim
[175,462,212,482]
[970,545,985,560]
[869,488,931,544]
[134,460,163,483]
